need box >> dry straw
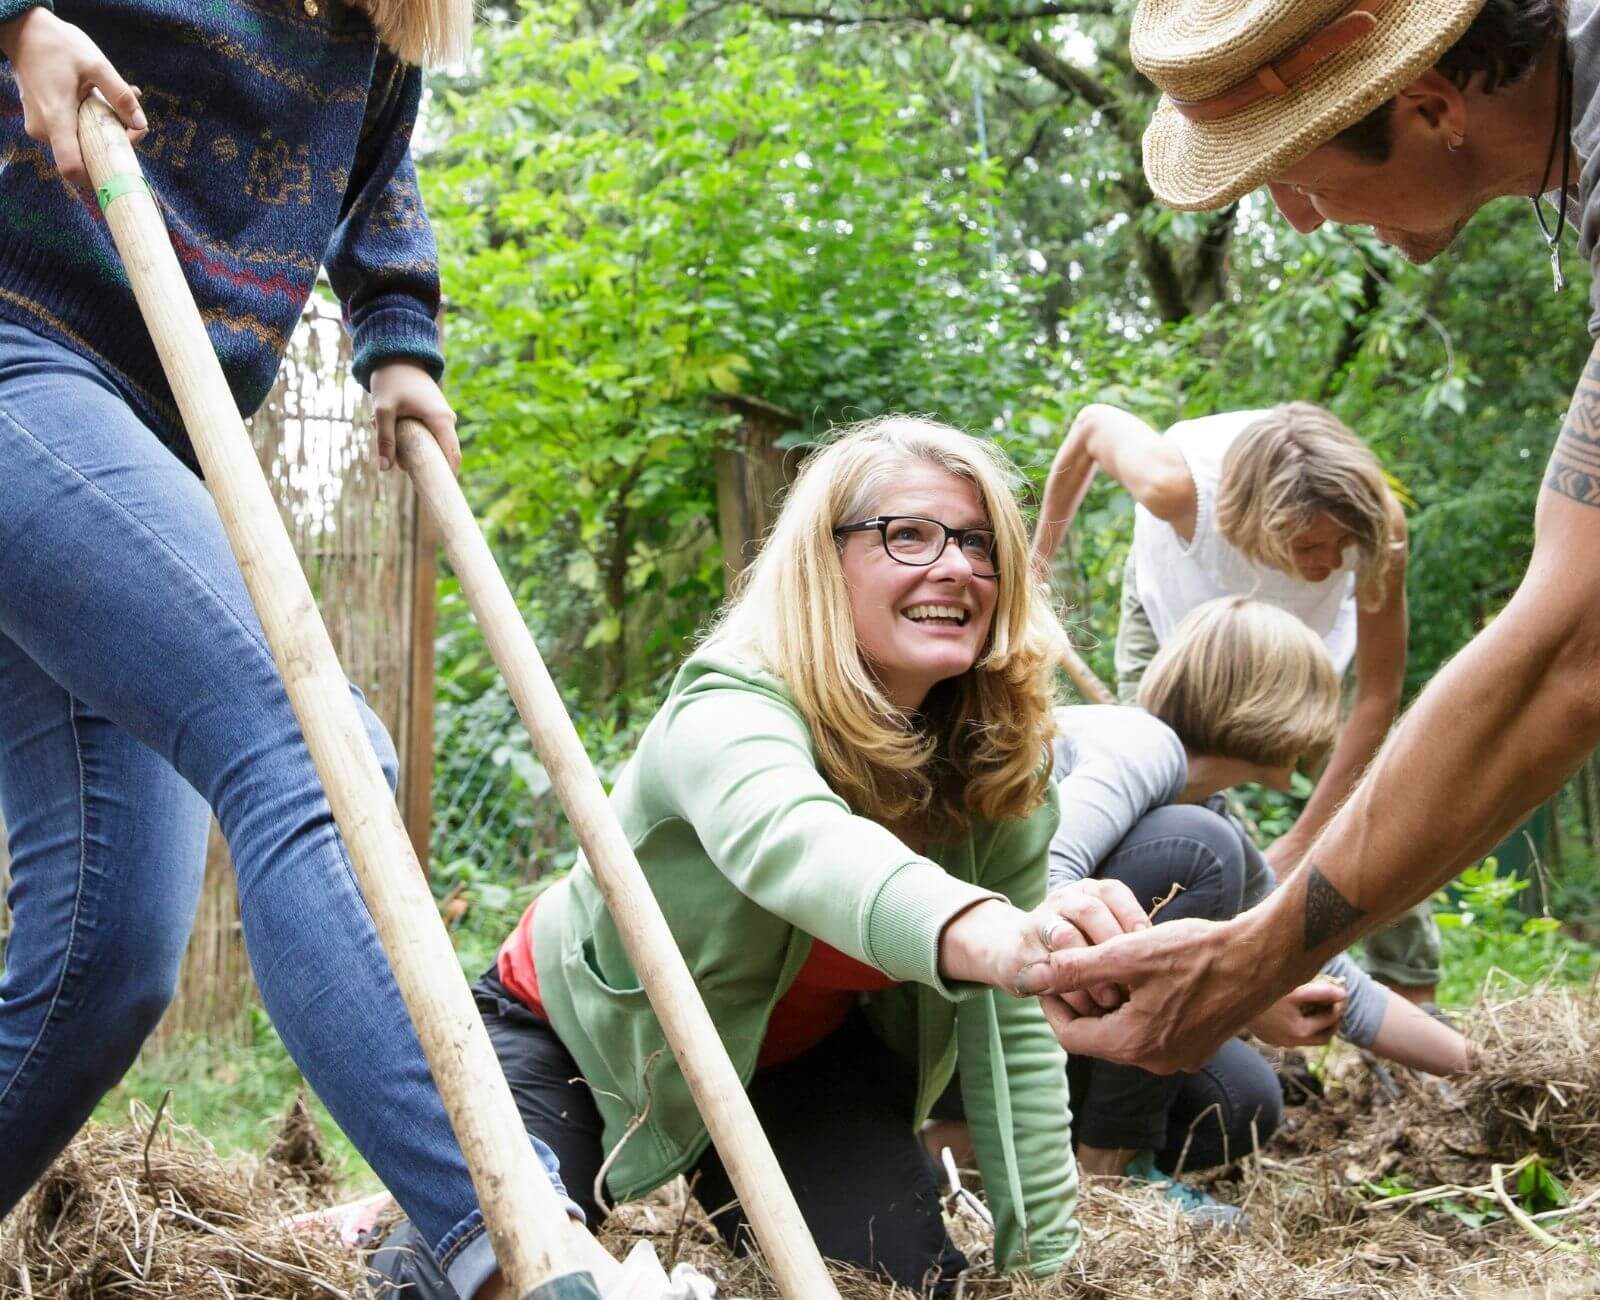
[0,1096,364,1299]
[9,985,1600,1298]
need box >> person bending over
[1032,401,1438,1003]
[0,6,574,1297]
[1046,597,1471,1222]
[930,598,1469,1223]
[371,416,1148,1298]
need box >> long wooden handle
[76,97,594,1300]
[396,421,843,1300]
[1062,643,1115,705]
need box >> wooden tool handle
[1062,643,1116,705]
[397,421,842,1300]
[77,96,586,1299]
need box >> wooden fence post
[714,394,803,578]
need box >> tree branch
[1007,36,1121,122]
[761,2,1113,29]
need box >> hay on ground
[8,986,1600,1298]
[0,1094,363,1299]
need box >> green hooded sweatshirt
[530,648,1080,1274]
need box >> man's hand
[937,878,1148,996]
[1,9,146,190]
[370,362,460,475]
[1021,912,1295,1074]
[1246,980,1346,1048]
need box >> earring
[1447,134,1465,152]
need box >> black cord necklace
[1532,35,1575,294]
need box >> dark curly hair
[1333,0,1566,162]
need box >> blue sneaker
[1124,1150,1245,1229]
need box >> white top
[1131,409,1359,676]
[1046,705,1385,1049]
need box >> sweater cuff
[863,860,1001,993]
[0,1,49,34]
[350,302,444,389]
[1018,1235,1079,1277]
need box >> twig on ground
[141,1090,173,1197]
[1490,1161,1583,1253]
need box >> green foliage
[1360,1157,1569,1231]
[1434,858,1597,1006]
[414,2,1600,976]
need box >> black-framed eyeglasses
[834,516,999,578]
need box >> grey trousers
[1112,551,1442,987]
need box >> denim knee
[1108,804,1247,923]
[354,691,400,795]
[77,958,184,1088]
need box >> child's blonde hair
[360,0,473,65]
[1138,597,1341,768]
[706,416,1067,837]
[1216,403,1396,610]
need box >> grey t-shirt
[1567,0,1600,333]
[1047,705,1386,1048]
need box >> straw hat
[1133,0,1488,210]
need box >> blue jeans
[0,321,568,1296]
[1068,804,1282,1166]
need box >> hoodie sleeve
[957,790,1080,1275]
[648,670,1002,996]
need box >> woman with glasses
[372,416,1148,1298]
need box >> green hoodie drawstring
[984,987,1030,1260]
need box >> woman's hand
[937,879,1148,1007]
[0,8,146,190]
[1247,979,1347,1048]
[369,362,461,475]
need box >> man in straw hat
[1019,0,1589,1072]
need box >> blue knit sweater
[0,0,443,466]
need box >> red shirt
[496,897,896,1068]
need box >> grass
[93,1010,376,1193]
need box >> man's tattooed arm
[1303,862,1368,952]
[1546,351,1600,506]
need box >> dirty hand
[369,362,460,475]
[1020,914,1293,1074]
[0,8,146,190]
[1246,980,1347,1048]
[937,878,1147,995]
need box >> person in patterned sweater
[0,5,572,1297]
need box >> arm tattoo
[1546,353,1600,507]
[1303,862,1367,952]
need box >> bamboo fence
[0,295,436,1050]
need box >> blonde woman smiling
[372,416,1146,1298]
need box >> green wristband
[95,173,149,211]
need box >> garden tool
[78,93,600,1300]
[395,418,842,1300]
[1062,644,1115,705]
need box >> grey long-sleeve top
[1047,705,1386,1049]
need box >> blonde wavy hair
[706,416,1068,838]
[1216,403,1396,611]
[1138,597,1341,770]
[358,0,473,65]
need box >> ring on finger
[1038,917,1066,949]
